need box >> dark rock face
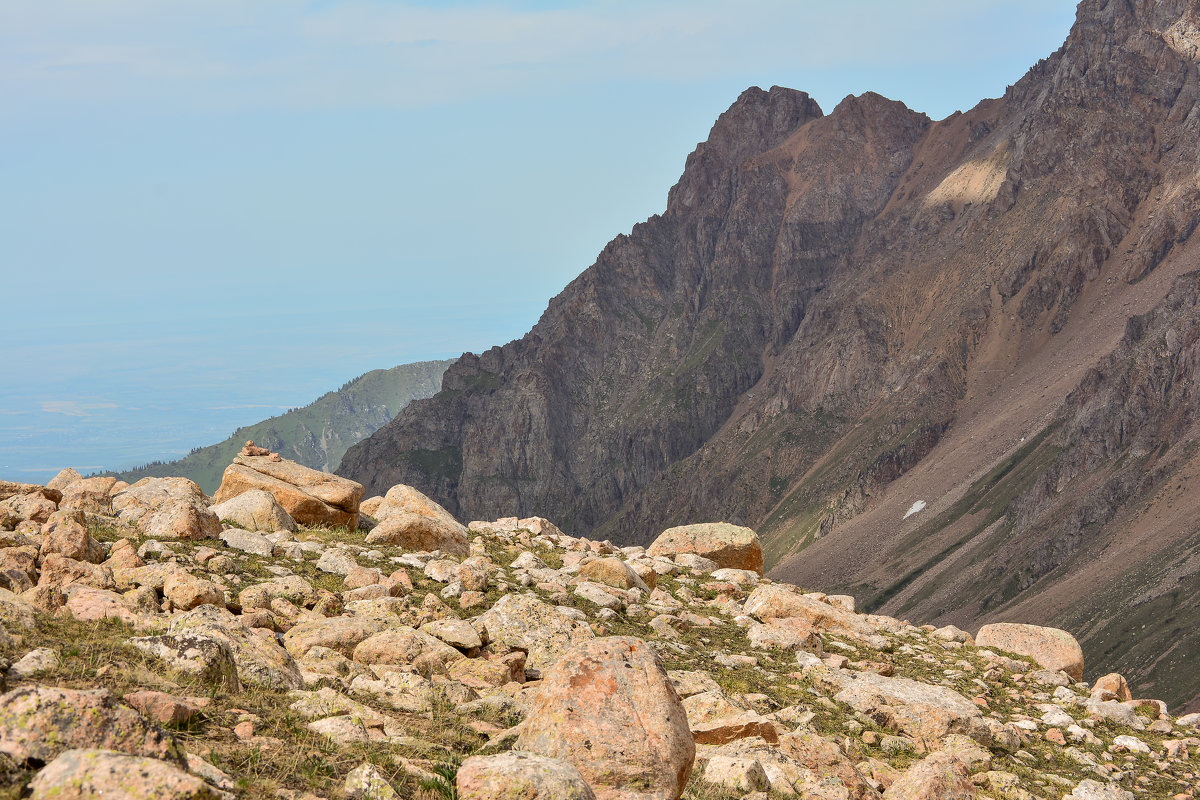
[341,86,928,534]
[341,0,1200,707]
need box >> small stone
[7,648,59,680]
[123,690,207,726]
[1091,672,1132,702]
[703,755,769,793]
[344,762,398,800]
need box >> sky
[0,0,1079,481]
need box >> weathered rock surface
[518,637,694,800]
[744,584,887,648]
[350,625,464,671]
[881,751,974,799]
[476,592,594,673]
[975,623,1084,682]
[168,604,302,689]
[363,484,469,556]
[214,455,362,528]
[647,524,764,575]
[130,633,241,691]
[112,478,220,541]
[457,752,597,800]
[57,476,117,515]
[29,749,228,800]
[0,686,185,766]
[834,672,991,745]
[39,510,105,564]
[210,489,295,533]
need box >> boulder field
[0,459,1195,799]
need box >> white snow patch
[902,500,927,520]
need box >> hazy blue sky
[0,0,1078,480]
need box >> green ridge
[111,359,454,494]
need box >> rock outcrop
[214,452,362,528]
[112,477,220,541]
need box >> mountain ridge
[339,0,1200,709]
[117,359,452,494]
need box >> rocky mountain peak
[340,0,1200,711]
[703,85,823,162]
[666,85,822,215]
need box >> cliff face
[341,0,1200,707]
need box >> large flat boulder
[213,454,362,528]
[647,522,764,575]
[518,637,694,800]
[975,622,1084,681]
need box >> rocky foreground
[0,449,1196,799]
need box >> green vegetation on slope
[112,360,453,494]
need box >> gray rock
[316,549,360,575]
[130,633,241,692]
[218,529,275,557]
[7,648,59,680]
[1065,779,1134,800]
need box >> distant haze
[0,0,1076,482]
